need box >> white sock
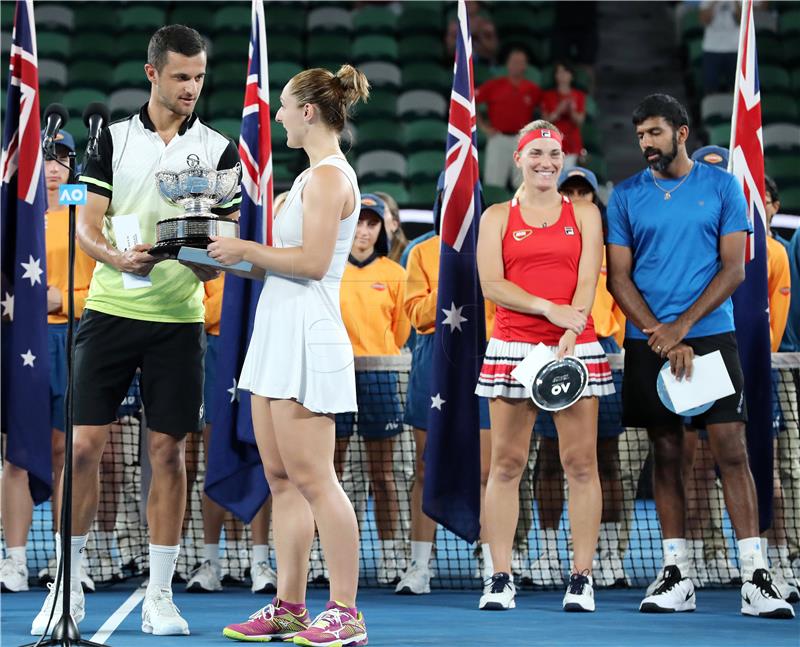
[410,541,432,568]
[7,546,26,566]
[147,544,179,594]
[251,544,269,567]
[481,543,494,578]
[70,535,88,592]
[542,528,559,554]
[203,543,220,569]
[738,537,767,580]
[662,538,688,569]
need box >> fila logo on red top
[564,227,575,236]
[513,229,533,241]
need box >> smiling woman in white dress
[208,65,370,647]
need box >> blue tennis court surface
[2,584,797,646]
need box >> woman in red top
[540,62,587,167]
[475,120,613,613]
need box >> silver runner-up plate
[529,356,589,412]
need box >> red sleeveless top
[493,196,597,345]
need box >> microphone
[82,102,110,160]
[42,103,69,157]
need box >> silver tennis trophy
[149,157,241,258]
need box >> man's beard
[643,131,679,172]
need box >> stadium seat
[398,36,444,63]
[706,123,732,147]
[401,64,451,94]
[307,35,352,66]
[360,182,409,204]
[352,35,398,63]
[784,35,800,65]
[763,123,800,153]
[352,6,397,33]
[118,6,166,31]
[112,61,147,88]
[114,33,153,62]
[207,89,245,119]
[358,62,401,89]
[353,119,403,151]
[209,61,248,90]
[170,5,214,29]
[778,186,800,213]
[61,88,108,119]
[269,62,303,87]
[70,62,115,91]
[404,119,448,150]
[73,6,112,33]
[211,6,252,32]
[307,7,353,33]
[37,31,70,59]
[778,9,800,36]
[210,118,241,140]
[353,90,397,121]
[759,65,791,93]
[700,93,734,126]
[35,5,74,30]
[262,6,305,34]
[765,156,799,184]
[757,35,784,64]
[109,88,149,119]
[397,90,448,119]
[761,94,799,124]
[482,185,512,205]
[39,59,68,89]
[408,182,439,207]
[70,33,116,62]
[212,34,250,61]
[581,122,603,154]
[356,150,407,182]
[407,150,444,182]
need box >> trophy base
[149,216,239,259]
[149,237,211,259]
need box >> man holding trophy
[31,25,241,638]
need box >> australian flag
[728,0,773,533]
[205,0,272,522]
[422,0,486,543]
[1,0,52,504]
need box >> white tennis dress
[238,155,360,413]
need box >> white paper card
[111,214,152,289]
[659,350,735,413]
[510,343,556,394]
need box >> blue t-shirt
[606,162,750,340]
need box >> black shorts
[622,332,747,429]
[73,310,205,438]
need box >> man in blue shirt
[606,94,793,619]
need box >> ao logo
[58,184,88,206]
[551,382,570,395]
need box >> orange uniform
[767,236,791,352]
[341,256,410,356]
[45,206,95,324]
[592,249,626,347]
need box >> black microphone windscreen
[44,102,69,125]
[83,102,110,127]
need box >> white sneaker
[250,561,277,594]
[186,560,222,593]
[530,550,563,587]
[395,560,431,595]
[31,582,85,635]
[141,588,190,635]
[479,572,516,610]
[80,561,95,593]
[593,551,629,588]
[0,557,29,592]
[563,572,595,612]
[741,569,795,619]
[640,565,696,613]
[771,566,800,603]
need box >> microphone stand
[22,147,106,647]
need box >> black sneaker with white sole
[741,569,795,619]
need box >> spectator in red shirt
[540,62,587,168]
[476,47,541,189]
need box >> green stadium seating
[36,5,74,30]
[407,150,444,182]
[765,156,799,184]
[210,118,241,140]
[354,119,403,151]
[208,61,249,90]
[114,32,153,62]
[404,119,448,150]
[262,6,305,34]
[307,35,352,66]
[353,90,397,121]
[73,6,112,33]
[207,89,245,119]
[778,186,800,213]
[307,7,353,34]
[398,5,445,34]
[70,33,116,61]
[70,62,115,91]
[170,6,215,29]
[37,31,70,59]
[269,62,303,87]
[360,182,409,203]
[758,35,784,65]
[761,94,799,125]
[778,10,800,36]
[707,123,732,147]
[118,6,166,31]
[212,6,252,32]
[401,64,451,94]
[61,88,107,119]
[759,65,791,93]
[352,6,397,33]
[112,61,147,88]
[352,35,398,63]
[408,182,439,207]
[581,154,608,183]
[212,34,250,61]
[398,36,444,63]
[482,185,512,205]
